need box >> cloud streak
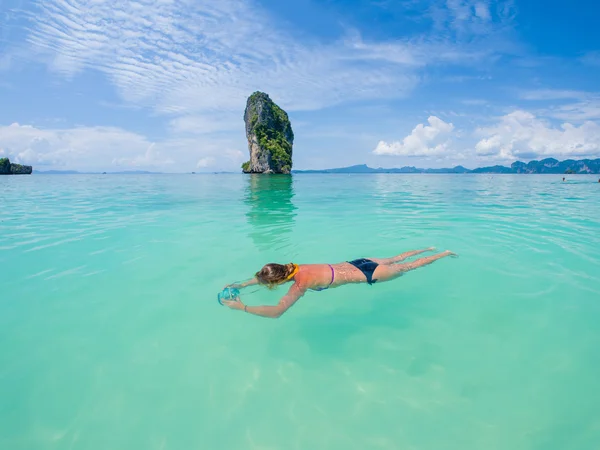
[23,0,422,117]
[21,0,519,117]
[521,89,600,121]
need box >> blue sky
[0,0,599,172]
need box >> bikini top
[309,264,335,292]
[288,263,335,292]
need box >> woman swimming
[222,248,456,318]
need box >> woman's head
[256,263,297,288]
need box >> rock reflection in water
[244,175,296,252]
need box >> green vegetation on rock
[0,157,10,174]
[254,122,292,170]
[0,157,33,175]
[243,92,294,174]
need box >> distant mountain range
[293,158,600,174]
[30,158,600,175]
[293,164,470,174]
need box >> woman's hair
[256,263,296,289]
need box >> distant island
[293,158,600,174]
[0,158,32,175]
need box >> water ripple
[1,173,600,450]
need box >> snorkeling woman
[222,248,456,318]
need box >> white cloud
[196,157,215,168]
[432,0,511,34]
[373,116,454,156]
[474,2,491,21]
[0,123,243,171]
[475,110,600,160]
[475,135,503,157]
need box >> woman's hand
[225,283,242,289]
[222,297,245,311]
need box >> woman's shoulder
[298,263,330,269]
[296,264,327,281]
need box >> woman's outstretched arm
[228,277,259,289]
[223,282,306,318]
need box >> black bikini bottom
[347,258,379,285]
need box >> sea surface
[1,173,599,450]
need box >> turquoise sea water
[1,174,600,450]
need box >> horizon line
[28,156,600,175]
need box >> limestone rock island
[0,158,33,175]
[242,92,294,174]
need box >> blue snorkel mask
[217,287,240,305]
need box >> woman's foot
[444,250,458,258]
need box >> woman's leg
[373,250,455,282]
[368,247,435,265]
